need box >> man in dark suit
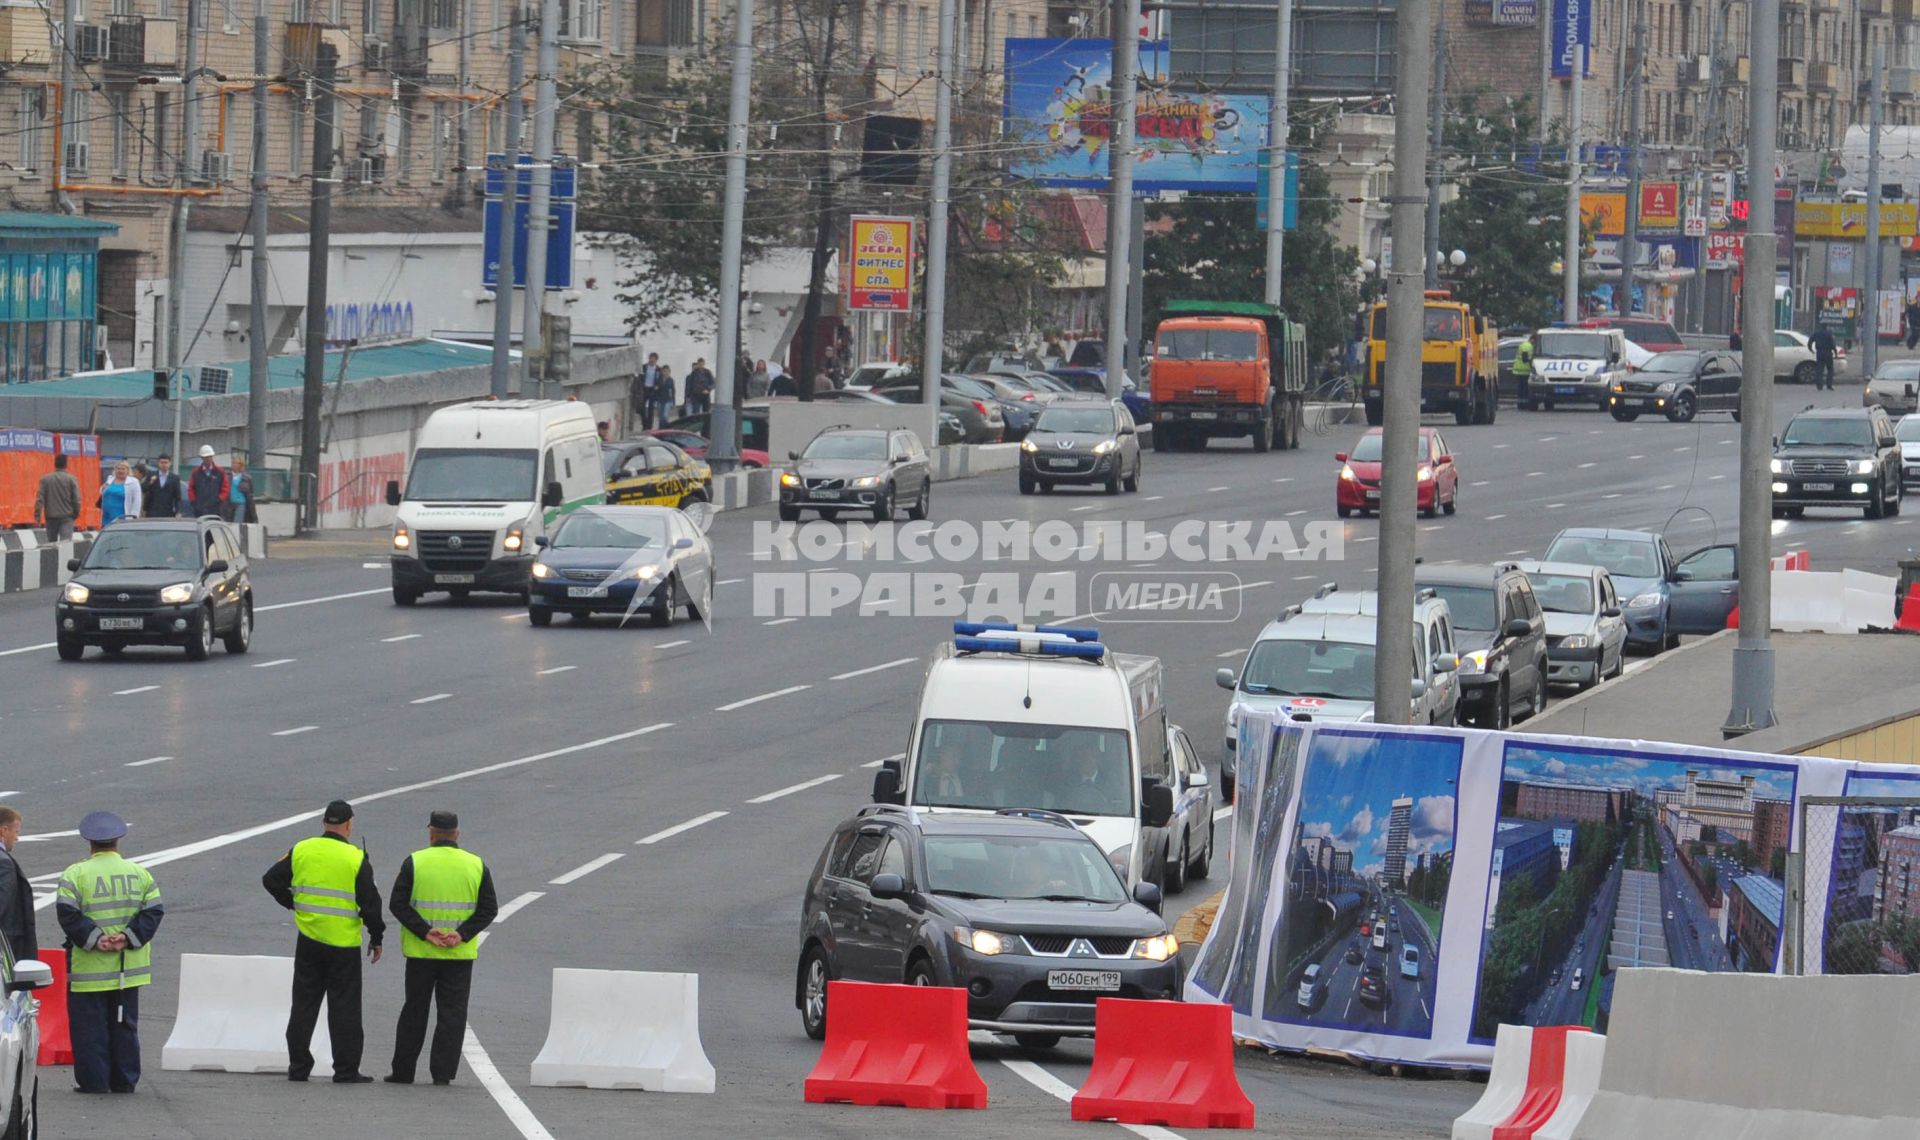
[146,454,186,517]
[0,805,35,963]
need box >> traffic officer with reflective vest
[1513,334,1535,406]
[55,811,165,1094]
[262,800,386,1083]
[385,811,498,1086]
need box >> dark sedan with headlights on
[55,517,253,660]
[1018,399,1141,495]
[527,505,713,627]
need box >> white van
[873,623,1177,894]
[385,399,604,605]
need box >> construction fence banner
[1187,715,1899,1069]
[846,216,915,313]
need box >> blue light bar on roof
[953,621,1100,642]
[954,635,1106,660]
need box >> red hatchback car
[1336,426,1459,518]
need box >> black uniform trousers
[390,957,474,1083]
[286,934,365,1079]
[69,986,141,1092]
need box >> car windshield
[1896,417,1920,442]
[1782,417,1874,448]
[912,720,1134,818]
[804,434,887,460]
[1626,321,1680,345]
[1424,307,1465,341]
[1640,352,1700,374]
[1424,584,1497,631]
[1537,333,1610,359]
[404,448,537,502]
[1240,638,1375,701]
[1155,328,1259,360]
[1527,573,1596,614]
[1049,371,1107,394]
[1544,535,1661,580]
[1034,409,1115,434]
[1875,362,1920,383]
[946,375,996,400]
[85,529,203,570]
[1349,433,1385,462]
[551,512,668,549]
[921,835,1129,904]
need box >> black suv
[1770,406,1905,519]
[55,518,254,661]
[779,427,931,522]
[796,806,1179,1049]
[1412,563,1548,729]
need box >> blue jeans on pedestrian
[650,397,677,427]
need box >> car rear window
[1625,320,1682,346]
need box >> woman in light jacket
[100,460,143,526]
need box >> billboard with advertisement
[1816,287,1860,341]
[1705,231,1745,269]
[1004,38,1269,192]
[1639,182,1681,230]
[1579,191,1627,237]
[1551,0,1592,77]
[1793,201,1920,240]
[1465,0,1538,25]
[846,215,915,312]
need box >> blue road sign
[1255,152,1300,232]
[482,199,575,290]
[484,153,577,200]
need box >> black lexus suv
[55,518,254,661]
[796,806,1179,1049]
[1413,562,1549,729]
[1770,406,1904,520]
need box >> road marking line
[362,562,386,569]
[1143,495,1165,501]
[1526,471,1544,477]
[125,756,171,768]
[997,1058,1181,1140]
[493,891,544,925]
[1213,806,1234,822]
[410,693,452,705]
[114,685,159,696]
[656,639,691,648]
[0,642,53,657]
[637,811,728,845]
[1351,535,1377,543]
[500,613,526,621]
[463,1026,556,1140]
[1674,446,1691,452]
[1504,549,1528,556]
[1656,483,1676,491]
[1217,649,1242,658]
[253,658,295,669]
[550,852,624,885]
[1603,493,1623,499]
[1629,455,1645,460]
[272,725,318,737]
[1484,513,1506,520]
[1709,474,1726,480]
[1293,574,1315,580]
[1070,504,1100,512]
[716,684,810,711]
[1494,443,1510,449]
[1579,462,1597,468]
[1273,477,1294,483]
[537,665,576,675]
[1286,509,1306,516]
[1470,481,1490,487]
[258,587,389,612]
[749,774,843,804]
[831,657,917,680]
[1548,502,1566,509]
[857,752,907,770]
[716,577,745,585]
[1206,485,1230,493]
[763,617,799,626]
[20,830,80,842]
[382,634,422,643]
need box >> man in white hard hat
[187,445,229,519]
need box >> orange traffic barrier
[36,950,74,1066]
[1897,585,1920,633]
[1071,998,1254,1129]
[803,981,987,1109]
[56,433,101,529]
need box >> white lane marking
[1579,462,1597,469]
[831,657,917,680]
[1422,525,1443,532]
[19,830,80,842]
[716,578,745,586]
[656,639,691,649]
[1656,484,1676,491]
[1504,549,1528,556]
[1674,446,1691,452]
[1484,513,1507,520]
[362,562,386,569]
[1629,455,1645,460]
[493,891,545,925]
[1602,493,1623,499]
[1217,649,1242,659]
[410,693,452,705]
[463,1026,557,1140]
[1070,504,1100,513]
[1273,477,1294,484]
[1709,474,1727,481]
[114,685,160,696]
[1719,438,1734,445]
[125,756,171,768]
[1143,495,1165,501]
[715,684,810,712]
[748,774,844,804]
[1213,806,1234,822]
[997,1057,1182,1140]
[550,852,624,885]
[1470,481,1491,488]
[382,634,422,643]
[1351,535,1378,544]
[1206,485,1230,493]
[1547,502,1567,509]
[272,725,318,737]
[253,658,295,669]
[1286,509,1307,517]
[0,643,53,658]
[1494,443,1510,449]
[763,617,799,626]
[0,792,18,799]
[637,811,728,845]
[1526,471,1544,478]
[258,587,389,612]
[1292,574,1315,580]
[860,752,906,770]
[537,665,576,676]
[500,613,525,621]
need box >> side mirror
[385,479,402,506]
[7,958,52,992]
[1436,454,1453,465]
[1671,568,1694,583]
[889,455,903,465]
[1215,667,1238,690]
[1504,617,1533,639]
[67,557,81,572]
[868,872,907,900]
[788,450,800,461]
[534,535,551,549]
[1142,782,1174,828]
[1411,677,1427,699]
[1432,653,1459,673]
[1119,423,1135,435]
[1187,769,1210,790]
[1334,452,1349,463]
[542,481,563,508]
[1601,606,1622,618]
[205,559,230,575]
[871,766,901,804]
[1133,882,1163,913]
[672,536,694,550]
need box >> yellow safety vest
[290,836,367,948]
[401,846,484,961]
[58,852,159,993]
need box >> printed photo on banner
[1467,742,1798,1042]
[1190,714,1275,1002]
[1819,770,1920,977]
[1210,721,1304,1016]
[1263,730,1461,1040]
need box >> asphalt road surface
[1656,826,1737,971]
[0,386,1893,1139]
[1524,857,1624,1027]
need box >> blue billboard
[1004,38,1269,193]
[1552,0,1592,78]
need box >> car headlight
[1417,465,1433,482]
[955,928,1013,956]
[1092,439,1116,455]
[851,475,880,488]
[1458,650,1488,674]
[1627,591,1663,609]
[1560,634,1591,649]
[1340,464,1357,482]
[1770,459,1786,475]
[1107,844,1134,883]
[780,471,801,487]
[1021,439,1039,453]
[634,563,661,580]
[159,582,195,605]
[1854,459,1877,475]
[531,562,552,579]
[392,524,411,550]
[1134,933,1179,962]
[64,582,90,604]
[504,527,524,553]
[1612,383,1625,393]
[1656,382,1677,394]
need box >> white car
[1298,963,1322,1009]
[844,361,910,391]
[1896,415,1920,490]
[1773,329,1845,384]
[1401,944,1421,979]
[1866,361,1920,418]
[2,936,53,1138]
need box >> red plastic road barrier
[803,980,987,1109]
[1490,1025,1583,1140]
[1897,585,1920,633]
[1071,998,1254,1129]
[36,951,74,1066]
[1726,604,1739,629]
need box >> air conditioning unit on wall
[201,150,232,183]
[63,141,89,175]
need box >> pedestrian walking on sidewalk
[385,811,498,1086]
[56,811,164,1094]
[34,453,81,540]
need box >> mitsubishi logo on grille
[446,535,464,550]
[1068,938,1097,958]
[1057,439,1074,450]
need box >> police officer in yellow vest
[262,799,386,1083]
[54,810,164,1094]
[384,810,498,1085]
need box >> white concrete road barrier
[1452,1023,1537,1140]
[2,523,268,595]
[529,968,715,1093]
[1571,968,1920,1139]
[161,953,329,1077]
[1534,1029,1607,1140]
[1454,1024,1604,1140]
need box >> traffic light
[542,313,572,384]
[152,369,170,400]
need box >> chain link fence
[1792,797,1920,976]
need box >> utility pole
[921,0,956,415]
[1265,0,1293,306]
[522,0,559,396]
[1863,43,1884,379]
[1425,15,1446,290]
[1537,0,1550,145]
[57,0,74,204]
[1725,0,1778,738]
[299,44,336,532]
[454,0,471,209]
[488,6,524,398]
[1563,37,1584,321]
[1103,0,1140,399]
[167,0,202,463]
[246,0,269,464]
[1618,0,1645,316]
[1374,0,1432,726]
[710,0,754,471]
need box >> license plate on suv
[1048,969,1122,992]
[813,489,841,500]
[435,573,475,585]
[98,617,143,631]
[1801,482,1834,492]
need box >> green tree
[1769,847,1788,880]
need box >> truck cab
[1364,290,1500,426]
[1149,301,1307,453]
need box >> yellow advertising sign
[847,215,915,312]
[1579,192,1627,237]
[1793,201,1919,239]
